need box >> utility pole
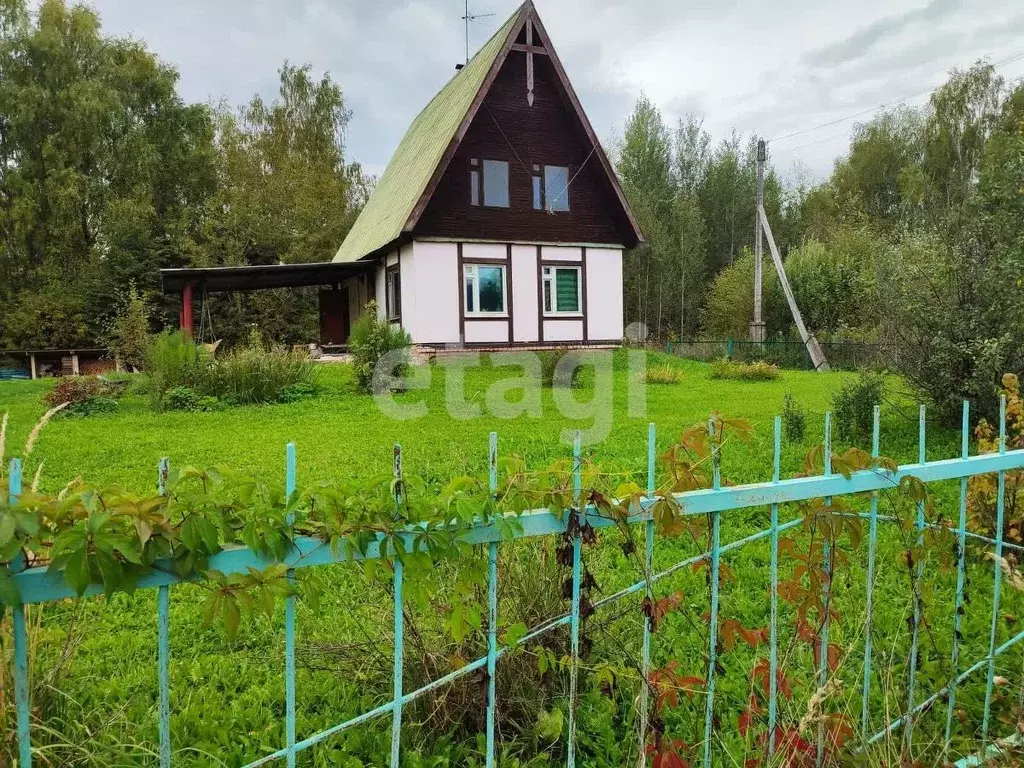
[750,138,766,343]
[751,137,829,371]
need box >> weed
[710,358,780,381]
[781,392,807,443]
[643,363,686,385]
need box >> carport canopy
[160,261,375,336]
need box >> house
[330,1,643,348]
[161,1,642,349]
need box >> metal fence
[6,398,1024,767]
[667,339,899,371]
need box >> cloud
[79,0,1024,181]
[803,0,960,69]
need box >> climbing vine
[0,408,963,766]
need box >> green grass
[1,352,1020,767]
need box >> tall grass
[143,331,319,409]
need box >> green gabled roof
[333,6,524,263]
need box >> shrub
[204,343,319,405]
[44,376,107,407]
[709,358,780,381]
[279,382,319,403]
[43,376,123,418]
[66,397,118,417]
[165,386,201,411]
[348,301,412,393]
[969,374,1023,543]
[781,392,807,443]
[144,331,209,409]
[643,363,686,385]
[832,371,886,441]
[144,331,320,409]
[538,351,584,388]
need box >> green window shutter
[555,269,579,312]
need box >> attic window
[470,158,509,208]
[532,165,571,212]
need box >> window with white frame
[543,265,581,315]
[385,267,401,321]
[463,263,506,315]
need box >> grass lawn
[1,352,1020,767]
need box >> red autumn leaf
[678,676,706,698]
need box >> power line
[768,49,1024,144]
[770,73,1024,158]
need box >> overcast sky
[83,0,1024,185]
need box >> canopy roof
[160,261,371,293]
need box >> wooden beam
[511,43,548,55]
[758,205,829,372]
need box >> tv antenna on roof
[462,0,495,65]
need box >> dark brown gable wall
[414,51,634,246]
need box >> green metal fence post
[945,401,971,754]
[157,457,171,768]
[285,444,297,768]
[768,416,781,758]
[486,432,499,768]
[10,457,32,768]
[726,339,734,359]
[906,405,926,751]
[816,413,833,768]
[567,431,583,768]
[638,422,656,766]
[982,396,1008,748]
[703,417,722,766]
[860,407,880,742]
[392,444,404,768]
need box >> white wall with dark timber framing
[359,240,624,347]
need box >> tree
[0,0,216,347]
[617,95,677,338]
[196,63,369,346]
[830,108,923,232]
[923,63,1004,218]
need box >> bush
[538,351,585,388]
[643,363,686,385]
[279,382,319,403]
[144,331,210,409]
[781,392,806,443]
[348,301,412,393]
[44,376,108,407]
[43,376,122,418]
[165,386,201,411]
[144,331,320,409]
[832,371,885,441]
[709,358,780,381]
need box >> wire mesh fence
[667,340,900,371]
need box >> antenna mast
[462,0,495,64]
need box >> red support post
[181,283,194,337]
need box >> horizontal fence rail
[5,399,1024,767]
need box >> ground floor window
[385,266,401,321]
[464,263,506,315]
[543,265,581,314]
